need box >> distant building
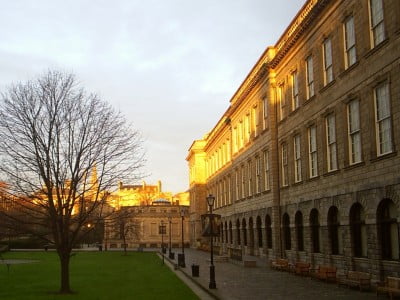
[187,0,399,280]
[103,181,190,250]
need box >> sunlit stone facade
[103,181,190,249]
[187,0,400,279]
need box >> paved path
[163,248,378,300]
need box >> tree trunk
[59,251,71,294]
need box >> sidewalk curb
[157,252,219,300]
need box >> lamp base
[209,265,216,289]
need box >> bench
[376,276,400,300]
[310,265,337,283]
[337,271,371,291]
[271,258,289,271]
[293,261,310,276]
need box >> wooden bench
[293,261,310,276]
[271,258,289,271]
[310,265,337,283]
[337,271,371,291]
[376,276,400,300]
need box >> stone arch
[282,213,291,250]
[377,198,399,260]
[295,210,304,251]
[310,208,320,253]
[350,202,367,257]
[256,215,263,248]
[242,218,247,246]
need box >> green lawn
[0,251,199,300]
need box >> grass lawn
[0,251,199,300]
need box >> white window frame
[323,38,333,85]
[326,114,338,172]
[344,16,356,68]
[255,156,261,193]
[247,160,252,196]
[369,0,385,47]
[347,100,362,164]
[241,165,246,198]
[308,125,318,178]
[235,169,239,201]
[294,135,302,183]
[263,150,270,191]
[306,56,315,99]
[292,71,299,110]
[262,97,268,130]
[281,143,288,186]
[374,82,392,156]
[278,84,285,121]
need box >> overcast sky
[0,0,305,193]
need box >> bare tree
[0,71,144,294]
[105,207,141,255]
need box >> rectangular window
[245,114,250,143]
[308,126,318,178]
[241,165,246,198]
[323,38,333,85]
[238,121,243,148]
[281,143,288,186]
[344,16,356,68]
[235,169,239,201]
[374,82,392,156]
[255,156,261,193]
[291,71,299,110]
[347,100,362,164]
[263,150,270,191]
[369,0,385,47]
[263,97,268,130]
[306,56,314,99]
[252,105,258,137]
[326,114,338,171]
[294,135,302,182]
[247,161,252,196]
[278,84,285,121]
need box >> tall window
[278,84,285,121]
[281,143,288,186]
[247,160,252,196]
[348,100,362,164]
[265,215,272,249]
[295,211,304,251]
[310,209,321,253]
[350,203,367,257]
[374,82,392,156]
[255,156,261,193]
[256,216,263,248]
[236,219,241,246]
[229,221,233,245]
[263,150,270,191]
[282,213,291,250]
[306,56,315,99]
[244,114,250,143]
[377,199,399,260]
[291,71,299,110]
[326,114,338,171]
[369,0,385,47]
[323,38,333,85]
[328,206,341,255]
[233,127,238,153]
[252,105,259,137]
[262,97,268,130]
[242,219,247,246]
[241,165,246,198]
[294,135,302,183]
[308,125,318,178]
[344,16,356,68]
[235,169,239,201]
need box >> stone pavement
[162,248,378,300]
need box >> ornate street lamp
[159,220,166,264]
[206,194,216,289]
[178,207,186,267]
[168,214,174,259]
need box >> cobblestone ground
[166,248,379,300]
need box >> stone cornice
[270,0,332,68]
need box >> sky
[0,0,306,193]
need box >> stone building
[103,181,190,250]
[187,0,400,280]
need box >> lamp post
[160,220,165,265]
[168,214,173,259]
[207,194,216,289]
[178,207,186,267]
